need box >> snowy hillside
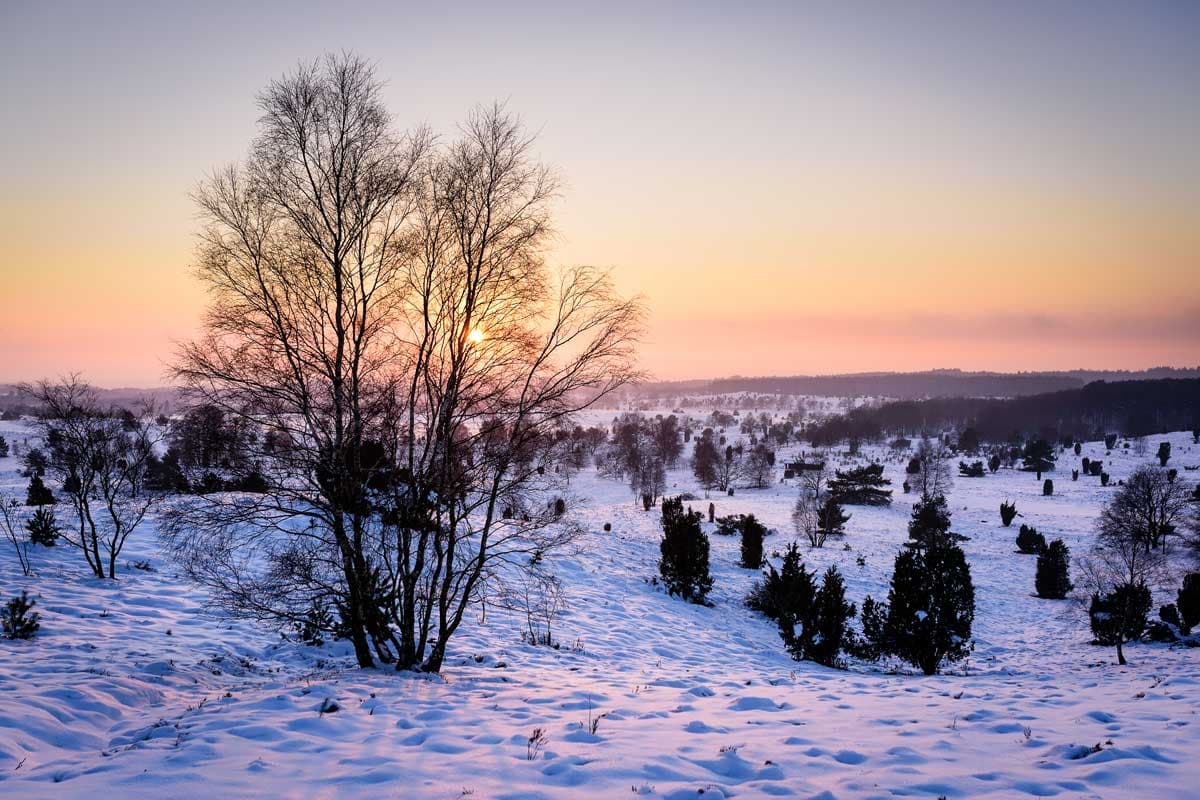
[2,421,1199,799]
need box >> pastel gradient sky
[2,1,1198,386]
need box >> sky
[1,0,1198,386]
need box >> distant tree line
[804,379,1200,446]
[630,368,1200,402]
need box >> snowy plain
[1,415,1198,800]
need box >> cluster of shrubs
[22,444,269,503]
[145,450,269,495]
[1080,458,1108,485]
[1090,573,1200,651]
[750,494,975,675]
[958,460,985,478]
[746,544,855,668]
[658,491,980,675]
[1007,508,1072,599]
[657,489,979,675]
[713,513,770,569]
[1148,574,1200,643]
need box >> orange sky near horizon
[2,2,1198,387]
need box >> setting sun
[467,328,484,345]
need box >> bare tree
[714,445,742,493]
[21,378,157,579]
[1099,465,1192,553]
[793,491,824,548]
[909,437,953,500]
[510,570,565,647]
[793,456,829,547]
[629,440,667,509]
[741,443,774,489]
[1078,529,1168,666]
[798,454,829,500]
[164,56,641,672]
[601,414,666,507]
[690,430,720,493]
[378,104,642,671]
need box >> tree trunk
[332,517,375,668]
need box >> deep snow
[1,417,1198,799]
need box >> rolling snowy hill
[2,419,1198,799]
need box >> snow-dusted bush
[859,535,975,675]
[2,591,39,640]
[143,450,189,493]
[1178,573,1200,635]
[713,515,741,535]
[803,566,856,668]
[958,460,985,478]
[827,463,892,506]
[1000,500,1017,527]
[816,497,850,539]
[746,542,811,624]
[748,545,855,667]
[1043,479,1053,496]
[21,448,48,478]
[738,515,766,569]
[26,507,59,547]
[1089,583,1151,648]
[907,493,953,548]
[24,474,54,507]
[658,497,712,604]
[1016,525,1046,555]
[1035,539,1071,599]
[1021,439,1055,478]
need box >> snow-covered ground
[2,418,1199,799]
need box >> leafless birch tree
[163,55,642,672]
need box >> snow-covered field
[2,417,1199,799]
